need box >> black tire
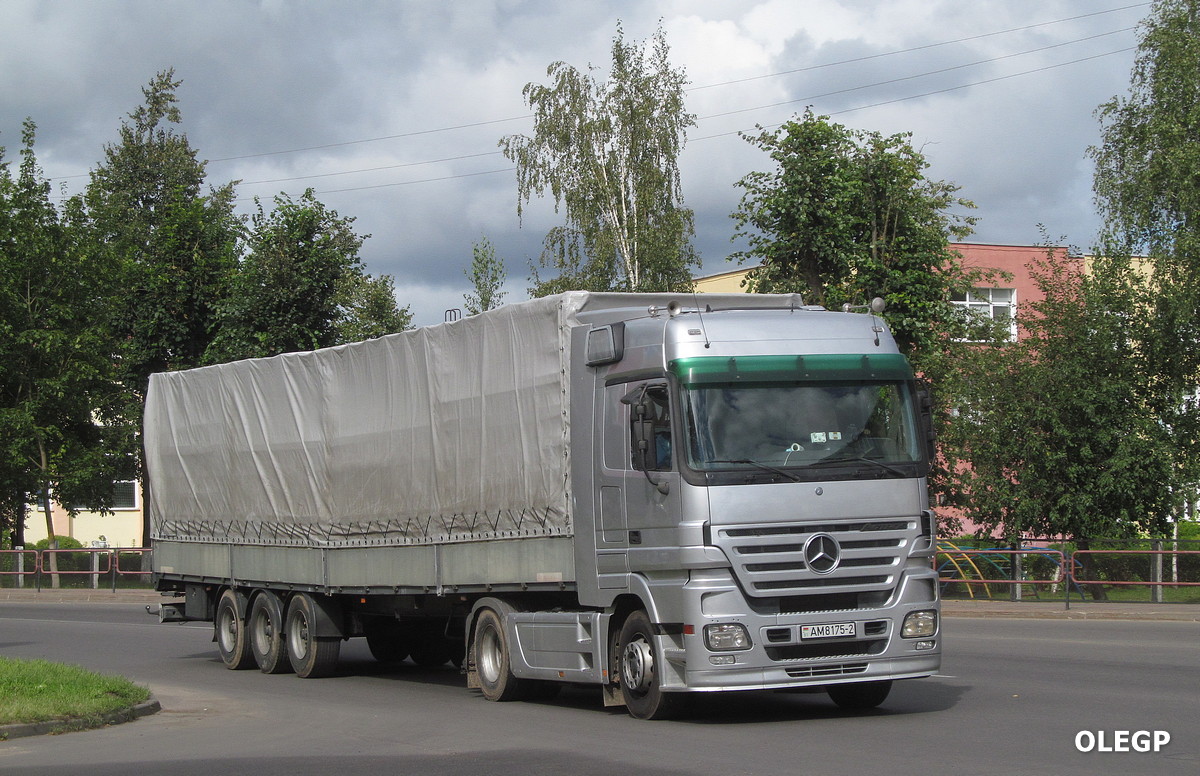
[617,610,682,720]
[285,593,341,678]
[215,589,254,670]
[408,628,451,668]
[472,607,528,701]
[249,592,291,674]
[363,618,410,664]
[827,680,892,711]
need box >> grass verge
[0,657,151,730]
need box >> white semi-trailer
[147,292,940,719]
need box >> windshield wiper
[812,455,908,477]
[707,459,804,483]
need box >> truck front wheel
[215,589,254,670]
[617,610,681,720]
[827,680,892,711]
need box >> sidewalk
[2,587,1197,621]
[942,597,1200,622]
[0,587,165,604]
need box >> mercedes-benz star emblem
[803,533,841,575]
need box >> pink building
[695,242,1075,341]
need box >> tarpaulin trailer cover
[144,293,594,548]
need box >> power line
[298,45,1135,199]
[238,150,502,186]
[61,2,1143,180]
[234,167,515,201]
[235,29,1136,191]
[219,2,1145,166]
[697,27,1134,122]
[688,2,1148,91]
[689,46,1135,143]
[46,4,1146,192]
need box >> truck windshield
[671,354,925,480]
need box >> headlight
[901,609,938,638]
[704,623,752,651]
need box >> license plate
[801,622,856,640]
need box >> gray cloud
[0,0,1148,326]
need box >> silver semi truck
[147,291,940,719]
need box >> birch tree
[1091,0,1200,497]
[463,237,507,315]
[500,23,697,295]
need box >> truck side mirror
[632,417,655,472]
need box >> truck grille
[785,662,869,678]
[714,519,913,600]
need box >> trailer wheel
[827,680,892,711]
[215,589,254,670]
[249,591,292,674]
[617,610,681,720]
[472,607,527,701]
[285,593,340,678]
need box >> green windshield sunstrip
[670,353,914,386]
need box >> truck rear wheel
[215,589,254,670]
[249,591,291,674]
[827,680,892,711]
[285,593,340,678]
[617,610,681,720]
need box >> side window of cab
[624,383,672,472]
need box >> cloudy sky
[0,0,1150,326]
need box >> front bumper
[659,564,941,692]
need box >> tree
[732,110,982,362]
[334,273,412,343]
[1091,0,1200,498]
[79,69,242,546]
[463,237,507,315]
[940,247,1175,551]
[0,121,134,555]
[206,189,408,361]
[82,69,241,383]
[500,23,698,295]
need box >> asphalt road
[0,602,1196,775]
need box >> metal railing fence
[0,548,153,591]
[938,538,1200,608]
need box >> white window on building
[951,288,1016,340]
[62,481,140,512]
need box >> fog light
[709,654,736,665]
[902,609,938,638]
[914,640,936,651]
[704,623,751,651]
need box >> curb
[0,698,161,741]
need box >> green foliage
[732,110,981,361]
[941,247,1176,541]
[463,237,507,315]
[207,189,408,360]
[82,69,240,389]
[333,272,412,343]
[0,121,135,546]
[500,23,698,295]
[1091,0,1200,494]
[1,70,417,549]
[30,536,85,551]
